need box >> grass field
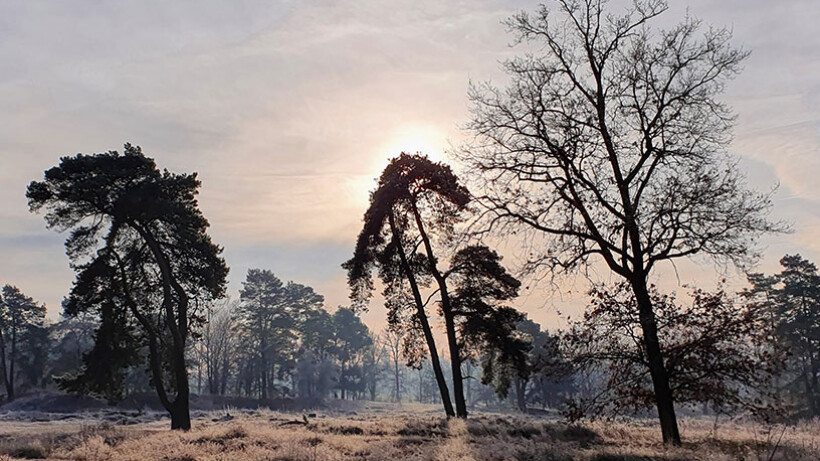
[0,403,817,460]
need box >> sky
[0,0,818,332]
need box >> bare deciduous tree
[459,0,782,444]
[383,328,404,402]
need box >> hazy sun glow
[382,124,447,163]
[347,124,451,211]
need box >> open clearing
[0,403,817,461]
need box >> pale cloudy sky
[0,0,818,331]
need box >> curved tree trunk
[443,312,467,417]
[410,203,467,417]
[134,226,193,430]
[389,213,455,417]
[632,280,681,446]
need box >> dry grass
[0,405,816,460]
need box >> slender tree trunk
[8,325,16,401]
[394,357,401,402]
[388,212,455,417]
[442,312,467,417]
[0,330,12,401]
[803,365,817,417]
[465,361,472,409]
[340,362,346,400]
[631,280,681,446]
[514,377,527,413]
[410,203,467,417]
[811,355,819,416]
[418,366,423,403]
[260,334,268,402]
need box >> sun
[349,124,451,203]
[382,124,447,163]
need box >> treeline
[3,252,819,422]
[0,273,573,411]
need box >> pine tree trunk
[443,311,467,417]
[388,212,455,417]
[394,358,400,402]
[410,203,466,417]
[260,335,268,402]
[515,377,527,413]
[8,326,15,401]
[0,330,12,401]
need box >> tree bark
[8,323,16,401]
[170,397,191,430]
[410,202,467,418]
[0,329,12,401]
[631,280,681,446]
[394,357,401,402]
[514,377,527,413]
[260,334,268,402]
[132,226,193,430]
[389,212,455,417]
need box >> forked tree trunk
[134,226,193,430]
[389,213,455,417]
[410,202,468,418]
[632,280,681,446]
[145,333,192,430]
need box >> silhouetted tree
[448,246,530,406]
[362,329,386,401]
[515,319,574,411]
[344,153,470,416]
[50,312,97,381]
[300,308,335,360]
[27,144,228,429]
[235,269,328,400]
[459,0,782,444]
[0,285,47,400]
[332,307,372,399]
[563,283,782,421]
[383,328,405,402]
[236,270,297,401]
[745,254,820,417]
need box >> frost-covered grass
[0,404,817,460]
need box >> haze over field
[0,0,818,332]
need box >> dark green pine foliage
[344,153,470,417]
[447,246,529,400]
[746,254,820,417]
[0,285,47,400]
[345,153,530,417]
[27,144,228,430]
[235,269,325,401]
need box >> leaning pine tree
[459,0,782,445]
[27,144,228,430]
[345,153,530,418]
